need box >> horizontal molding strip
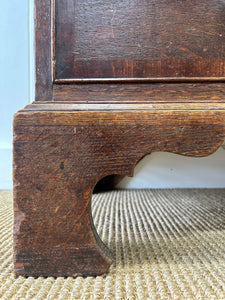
[54,77,225,84]
[24,102,225,111]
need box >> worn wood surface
[21,102,225,111]
[16,0,225,278]
[13,106,225,277]
[53,83,225,103]
[34,0,53,101]
[55,0,225,80]
[34,0,225,102]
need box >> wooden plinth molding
[13,104,225,277]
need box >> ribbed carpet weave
[1,189,225,299]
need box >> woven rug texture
[1,189,225,299]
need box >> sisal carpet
[1,189,225,299]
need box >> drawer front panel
[55,0,225,81]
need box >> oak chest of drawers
[13,0,225,277]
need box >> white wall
[1,1,225,190]
[117,148,225,189]
[0,1,30,189]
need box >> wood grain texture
[34,0,53,101]
[22,102,225,111]
[16,0,225,278]
[53,83,225,103]
[13,106,225,277]
[34,0,225,103]
[55,0,225,80]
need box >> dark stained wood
[55,0,225,80]
[53,83,225,103]
[14,0,225,278]
[13,106,225,277]
[34,0,53,101]
[34,0,225,103]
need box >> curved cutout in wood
[13,108,225,277]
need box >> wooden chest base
[13,103,225,277]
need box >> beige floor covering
[1,190,225,299]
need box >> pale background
[1,1,225,190]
